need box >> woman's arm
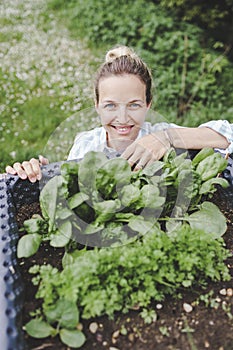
[122,123,232,170]
[165,126,230,150]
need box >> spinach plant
[17,148,228,258]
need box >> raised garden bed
[1,151,233,350]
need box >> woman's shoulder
[73,126,105,142]
[68,126,106,160]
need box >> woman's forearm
[166,127,230,150]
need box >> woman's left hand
[121,131,170,171]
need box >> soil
[16,189,233,350]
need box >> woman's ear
[95,100,100,114]
[147,101,152,110]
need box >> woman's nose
[117,104,128,123]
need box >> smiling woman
[96,74,150,152]
[5,45,233,180]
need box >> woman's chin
[107,137,134,152]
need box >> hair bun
[105,45,138,63]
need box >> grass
[0,0,96,172]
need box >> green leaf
[45,299,79,328]
[187,201,227,238]
[78,151,107,194]
[84,222,104,234]
[25,319,54,338]
[115,212,135,221]
[55,206,73,220]
[195,153,227,181]
[128,215,156,235]
[60,328,86,348]
[97,157,131,185]
[68,192,89,209]
[17,233,42,258]
[40,175,64,230]
[23,215,45,234]
[141,184,165,209]
[94,199,121,223]
[62,249,87,267]
[141,160,164,176]
[192,148,214,166]
[199,177,229,194]
[119,184,141,207]
[96,157,132,197]
[50,221,72,247]
[61,161,79,179]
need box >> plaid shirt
[67,120,233,160]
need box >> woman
[6,46,233,182]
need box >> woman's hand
[121,131,170,170]
[5,155,49,182]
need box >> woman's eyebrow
[101,99,116,103]
[102,99,144,103]
[129,99,144,103]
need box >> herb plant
[25,223,230,348]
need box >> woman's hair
[94,45,152,105]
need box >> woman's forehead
[98,74,146,101]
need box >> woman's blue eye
[104,103,116,109]
[129,103,140,109]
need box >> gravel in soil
[17,189,233,350]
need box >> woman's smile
[110,124,134,135]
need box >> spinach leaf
[96,157,132,199]
[60,329,86,348]
[25,319,55,339]
[61,161,80,197]
[119,183,141,208]
[68,192,89,209]
[78,151,108,195]
[141,184,165,209]
[50,221,72,247]
[186,201,227,238]
[45,299,79,328]
[192,148,215,166]
[17,233,42,258]
[196,153,227,181]
[199,177,229,195]
[94,199,121,223]
[128,215,157,235]
[40,175,64,231]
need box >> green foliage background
[49,0,233,117]
[1,0,233,172]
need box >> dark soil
[17,189,233,350]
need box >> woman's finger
[39,155,49,165]
[133,151,151,171]
[122,143,145,168]
[20,161,37,182]
[5,165,18,175]
[29,158,43,181]
[12,162,28,179]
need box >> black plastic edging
[0,162,62,350]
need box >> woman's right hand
[5,155,49,183]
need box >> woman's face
[96,74,151,151]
